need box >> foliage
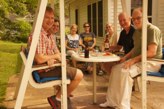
[0,41,24,102]
[0,0,38,42]
[1,20,32,42]
[25,0,38,14]
[13,20,32,42]
[52,0,69,18]
[0,0,9,17]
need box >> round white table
[71,51,120,103]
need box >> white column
[121,0,127,12]
[59,0,68,109]
[121,0,131,15]
[114,0,118,41]
[14,0,47,108]
[142,0,148,109]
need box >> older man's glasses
[132,16,142,22]
[84,25,90,28]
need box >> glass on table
[90,49,100,57]
[77,46,83,54]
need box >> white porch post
[59,0,68,109]
[121,0,127,12]
[114,0,118,41]
[142,0,148,109]
[14,0,47,108]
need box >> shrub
[1,20,32,42]
[13,20,32,42]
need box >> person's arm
[65,39,73,50]
[34,53,61,65]
[123,43,157,69]
[89,38,96,50]
[111,32,123,52]
[79,38,85,48]
[101,42,105,52]
[109,45,122,52]
[119,48,133,63]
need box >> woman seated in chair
[66,24,80,67]
[79,22,96,73]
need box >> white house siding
[156,0,164,44]
[69,0,87,32]
[152,0,164,44]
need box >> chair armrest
[32,63,61,71]
[147,58,164,64]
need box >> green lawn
[0,40,25,103]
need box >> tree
[0,0,38,42]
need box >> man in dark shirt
[101,12,135,74]
[118,25,134,54]
[110,12,135,55]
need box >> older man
[100,8,162,109]
[101,12,135,74]
[109,12,135,55]
[28,6,83,109]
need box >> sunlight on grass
[0,40,26,102]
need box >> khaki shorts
[38,66,77,80]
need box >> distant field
[0,40,25,103]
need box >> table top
[71,51,120,63]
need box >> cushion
[147,71,164,77]
[32,71,60,83]
[147,48,164,77]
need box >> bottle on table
[84,42,89,58]
[104,34,110,51]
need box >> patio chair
[14,46,70,98]
[147,48,164,82]
[134,48,164,92]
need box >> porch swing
[14,0,69,109]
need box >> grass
[0,40,25,103]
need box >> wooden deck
[3,73,164,109]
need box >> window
[92,3,97,35]
[131,0,152,23]
[147,0,152,22]
[75,9,79,33]
[75,9,78,25]
[98,1,103,36]
[87,5,91,28]
[87,0,103,37]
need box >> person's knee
[111,64,121,72]
[75,69,83,80]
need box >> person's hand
[122,59,135,69]
[47,59,55,67]
[74,48,78,52]
[88,47,93,50]
[119,57,127,63]
[54,53,61,62]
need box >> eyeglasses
[84,25,90,28]
[132,16,142,22]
